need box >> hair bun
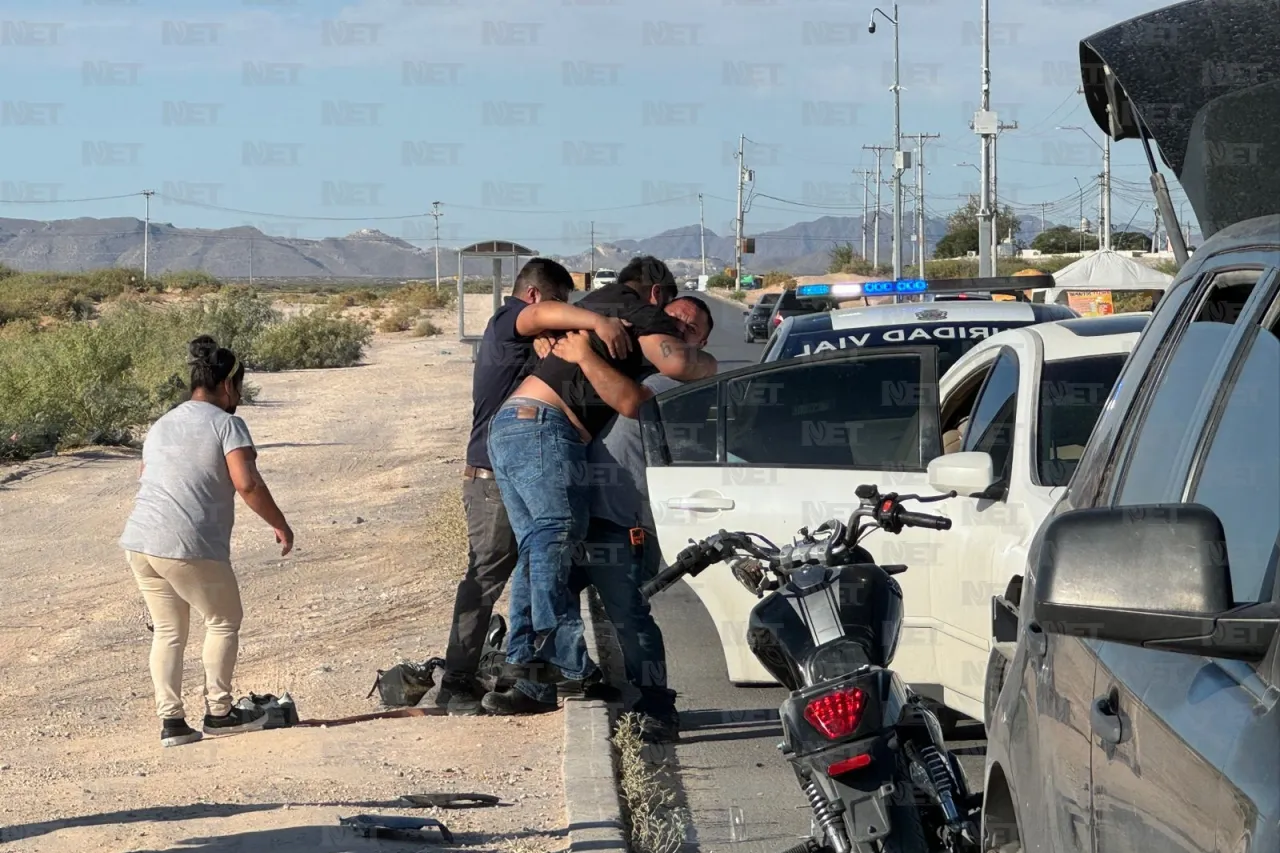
[188,335,219,366]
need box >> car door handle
[665,497,735,511]
[1091,693,1129,746]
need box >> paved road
[650,292,987,853]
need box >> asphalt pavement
[650,292,987,853]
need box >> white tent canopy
[1049,250,1175,292]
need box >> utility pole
[141,189,154,281]
[863,145,890,268]
[973,0,997,276]
[991,121,1016,262]
[1102,133,1112,249]
[1039,202,1048,237]
[860,170,870,260]
[429,201,443,288]
[734,134,747,291]
[249,239,254,287]
[590,221,595,276]
[902,133,938,279]
[698,193,707,275]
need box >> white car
[639,312,1149,725]
[591,268,617,289]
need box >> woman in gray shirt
[120,335,293,747]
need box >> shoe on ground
[434,675,484,716]
[500,660,566,686]
[559,668,622,702]
[480,687,558,716]
[161,717,203,747]
[635,689,680,742]
[203,705,268,735]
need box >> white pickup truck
[639,310,1149,727]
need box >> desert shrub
[252,310,373,371]
[0,290,370,458]
[728,290,746,302]
[159,270,224,292]
[378,304,420,332]
[329,288,382,309]
[705,272,733,289]
[390,283,455,310]
[411,319,442,337]
[0,262,19,280]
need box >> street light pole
[430,201,443,288]
[142,189,154,281]
[1058,125,1111,249]
[1073,177,1085,253]
[870,4,903,280]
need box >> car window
[962,348,1018,480]
[653,381,718,464]
[777,289,800,308]
[1186,305,1280,603]
[1036,354,1128,487]
[724,354,929,469]
[1117,269,1265,504]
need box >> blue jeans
[487,400,594,703]
[572,518,668,693]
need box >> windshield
[595,269,615,278]
[777,320,1033,374]
[1036,354,1128,487]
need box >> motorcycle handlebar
[640,559,692,600]
[896,510,951,531]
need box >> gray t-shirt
[119,400,255,563]
[588,374,683,532]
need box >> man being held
[573,294,714,741]
[482,257,718,715]
[436,257,634,716]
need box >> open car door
[639,347,950,685]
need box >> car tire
[878,753,932,853]
[984,645,1010,732]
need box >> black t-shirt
[532,281,682,438]
[466,296,536,470]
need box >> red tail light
[804,687,866,739]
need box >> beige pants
[127,551,243,720]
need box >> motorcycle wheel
[869,755,930,853]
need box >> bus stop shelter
[455,240,538,360]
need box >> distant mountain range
[0,211,1101,280]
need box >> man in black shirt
[482,256,718,715]
[436,258,633,716]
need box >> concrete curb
[562,589,628,853]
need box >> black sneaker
[480,687,558,716]
[636,689,680,742]
[559,668,621,702]
[435,676,483,716]
[160,718,203,748]
[500,660,566,686]
[203,705,269,736]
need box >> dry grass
[612,713,690,853]
[378,303,421,332]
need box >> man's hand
[591,316,632,360]
[533,334,555,359]
[551,330,596,365]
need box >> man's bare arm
[638,335,718,381]
[515,302,631,359]
[575,350,655,419]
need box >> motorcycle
[640,484,980,853]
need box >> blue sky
[0,0,1193,254]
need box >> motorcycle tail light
[827,753,873,776]
[804,687,866,739]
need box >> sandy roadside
[0,295,569,852]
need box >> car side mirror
[928,451,996,496]
[1033,504,1279,662]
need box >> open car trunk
[1079,0,1280,240]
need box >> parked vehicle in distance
[982,3,1280,851]
[743,292,780,342]
[766,287,841,337]
[638,311,1147,728]
[591,268,617,289]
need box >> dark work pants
[443,475,518,683]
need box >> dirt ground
[0,295,570,852]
